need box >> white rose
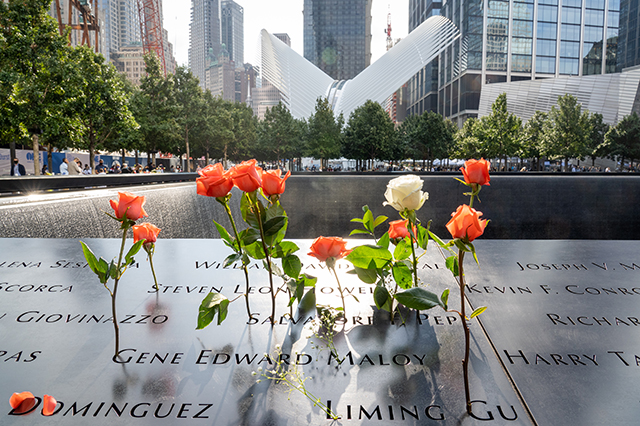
[382,175,428,212]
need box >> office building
[221,0,244,65]
[407,0,621,126]
[190,0,222,88]
[303,0,372,80]
[253,33,292,120]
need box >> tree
[482,93,522,170]
[520,111,547,171]
[173,66,203,171]
[454,117,488,159]
[227,102,257,163]
[0,0,74,174]
[604,112,640,170]
[257,101,302,165]
[191,91,233,164]
[343,100,395,170]
[585,112,610,167]
[306,97,343,170]
[542,94,591,171]
[67,46,138,170]
[132,53,180,165]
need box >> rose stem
[222,200,253,319]
[251,194,276,323]
[458,250,472,415]
[330,265,346,316]
[409,217,419,288]
[112,226,128,357]
[148,246,159,291]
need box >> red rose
[445,204,488,242]
[388,219,410,239]
[308,237,352,262]
[261,169,291,197]
[460,158,491,186]
[132,223,161,244]
[196,163,234,198]
[231,160,262,193]
[109,192,148,221]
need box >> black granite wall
[0,174,638,239]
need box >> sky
[162,0,409,68]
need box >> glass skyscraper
[407,0,621,125]
[190,0,222,88]
[221,0,244,66]
[303,0,372,80]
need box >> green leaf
[241,193,261,229]
[264,259,283,277]
[346,245,393,269]
[395,287,443,310]
[373,215,388,228]
[378,232,390,250]
[244,241,266,259]
[363,209,374,233]
[351,266,378,284]
[374,285,392,311]
[440,289,450,310]
[468,242,480,264]
[445,255,459,277]
[197,292,230,329]
[262,216,287,237]
[349,229,372,236]
[271,241,300,258]
[301,273,318,287]
[392,262,413,290]
[470,306,487,319]
[223,253,242,268]
[393,239,412,261]
[454,239,470,252]
[108,259,117,280]
[213,220,233,246]
[416,224,429,250]
[282,254,302,278]
[350,217,364,223]
[428,231,448,248]
[80,242,99,275]
[125,240,145,265]
[298,286,316,313]
[265,202,286,221]
[240,228,260,247]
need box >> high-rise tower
[303,0,372,80]
[221,0,244,65]
[190,0,222,87]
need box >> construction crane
[137,0,167,75]
[52,0,100,52]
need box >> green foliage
[257,101,305,162]
[342,100,395,163]
[306,97,343,169]
[604,112,640,169]
[403,111,456,169]
[197,293,230,328]
[394,287,445,310]
[349,205,388,239]
[542,94,591,170]
[520,111,547,170]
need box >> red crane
[52,0,100,52]
[386,11,393,51]
[137,0,167,75]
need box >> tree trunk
[9,140,16,163]
[564,157,569,172]
[135,150,139,166]
[47,144,53,173]
[88,137,96,171]
[32,133,40,176]
[121,148,126,165]
[205,148,210,165]
[185,125,191,172]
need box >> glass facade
[221,0,244,66]
[302,0,372,80]
[405,0,623,125]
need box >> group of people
[9,157,176,176]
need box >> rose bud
[388,219,410,240]
[231,159,262,193]
[383,175,428,212]
[196,163,234,198]
[261,169,291,197]
[308,237,352,265]
[460,158,491,186]
[445,204,488,242]
[133,223,161,246]
[109,192,148,221]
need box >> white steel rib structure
[259,16,460,120]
